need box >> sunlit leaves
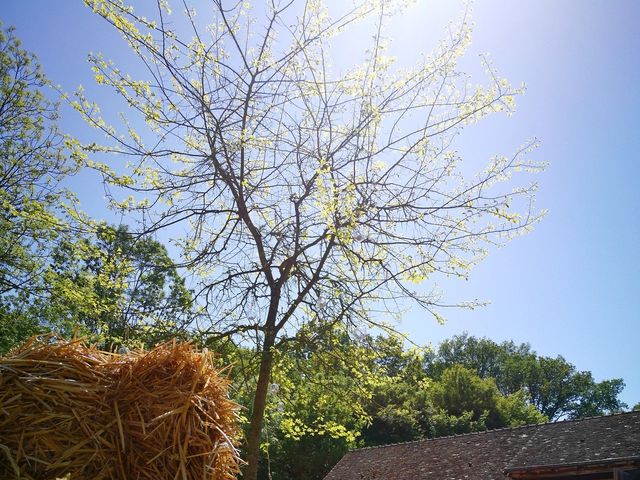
[44,224,194,349]
[76,3,547,475]
[0,25,76,298]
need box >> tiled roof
[323,411,640,480]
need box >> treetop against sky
[1,0,638,409]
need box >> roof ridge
[350,410,640,452]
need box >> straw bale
[0,337,241,480]
[0,337,116,479]
[105,341,241,480]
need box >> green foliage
[241,332,627,480]
[43,224,194,349]
[496,389,547,427]
[361,336,433,445]
[362,379,432,445]
[269,332,373,445]
[222,332,549,479]
[0,25,72,296]
[430,365,499,420]
[0,302,45,354]
[0,26,194,354]
[569,378,627,419]
[0,24,80,352]
[427,333,527,382]
[426,365,546,436]
[260,432,351,480]
[217,324,382,480]
[429,333,628,420]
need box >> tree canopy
[74,1,545,476]
[0,24,79,352]
[0,24,194,352]
[44,224,194,348]
[428,333,628,420]
[0,27,193,352]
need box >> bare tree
[76,0,544,477]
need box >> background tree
[360,335,433,445]
[570,378,626,419]
[427,332,526,381]
[0,24,79,351]
[219,331,557,479]
[428,364,545,435]
[428,333,628,420]
[43,224,194,348]
[77,1,545,476]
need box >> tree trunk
[243,333,275,480]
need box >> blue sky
[2,1,639,407]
